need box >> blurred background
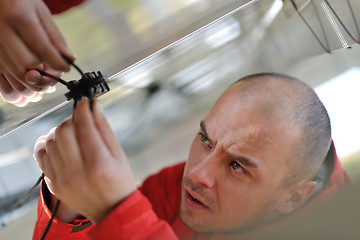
[0,0,359,238]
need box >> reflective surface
[0,0,360,238]
[0,0,256,138]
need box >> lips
[184,190,209,209]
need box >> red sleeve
[43,0,85,14]
[139,162,184,223]
[32,182,93,240]
[33,163,185,239]
[87,190,179,240]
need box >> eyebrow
[226,151,259,169]
[200,121,259,170]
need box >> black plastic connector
[64,71,110,109]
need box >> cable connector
[33,55,110,109]
[65,71,110,109]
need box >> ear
[277,181,317,214]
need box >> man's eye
[199,132,212,148]
[230,161,246,174]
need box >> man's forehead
[205,91,300,164]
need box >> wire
[290,0,331,53]
[324,0,360,43]
[40,199,60,240]
[61,54,85,77]
[10,173,44,210]
[32,54,86,87]
[290,0,360,53]
[34,69,69,87]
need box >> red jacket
[32,143,350,240]
[43,0,85,14]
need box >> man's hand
[0,0,75,106]
[0,64,58,107]
[33,99,137,223]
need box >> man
[32,73,349,239]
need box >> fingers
[33,135,48,171]
[33,128,56,168]
[0,20,40,72]
[37,2,75,63]
[53,120,84,178]
[0,63,59,106]
[2,71,35,97]
[73,99,108,167]
[25,64,59,88]
[0,1,70,72]
[0,71,45,107]
[41,154,56,185]
[0,72,21,102]
[92,100,124,158]
[0,0,75,106]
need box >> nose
[188,154,217,189]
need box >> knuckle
[34,148,45,162]
[91,163,114,184]
[18,56,41,69]
[55,121,69,134]
[5,3,23,21]
[5,3,31,25]
[45,138,54,151]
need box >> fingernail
[64,47,77,60]
[26,71,41,84]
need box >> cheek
[217,182,279,224]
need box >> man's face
[180,86,300,233]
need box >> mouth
[184,190,209,209]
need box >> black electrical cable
[10,173,45,210]
[9,172,56,240]
[33,70,70,87]
[61,54,85,77]
[40,199,60,240]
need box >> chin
[180,215,212,233]
[179,205,212,233]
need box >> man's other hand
[34,99,137,224]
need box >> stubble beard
[179,181,279,235]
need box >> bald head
[228,73,331,187]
